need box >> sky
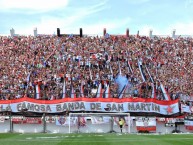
[0,0,193,36]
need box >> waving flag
[127,59,133,74]
[50,95,55,100]
[118,61,122,75]
[145,66,154,83]
[89,67,92,80]
[103,85,110,98]
[115,74,128,94]
[26,72,31,83]
[110,64,113,76]
[62,80,66,98]
[138,59,146,82]
[96,83,103,98]
[25,72,32,92]
[70,86,76,98]
[160,83,171,101]
[151,83,156,99]
[145,66,156,99]
[80,81,84,98]
[126,50,133,74]
[118,85,126,99]
[35,81,41,99]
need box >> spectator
[0,34,192,104]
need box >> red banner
[136,126,156,131]
[23,117,42,124]
[12,116,23,124]
[12,117,42,124]
[185,126,193,130]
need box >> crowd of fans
[0,34,193,102]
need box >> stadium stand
[0,33,193,103]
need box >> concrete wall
[0,119,192,134]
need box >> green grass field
[0,133,193,145]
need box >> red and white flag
[145,65,154,83]
[35,81,41,99]
[151,83,156,99]
[103,85,110,98]
[70,86,76,98]
[138,59,146,82]
[96,83,103,98]
[62,80,66,98]
[136,117,156,131]
[80,81,84,98]
[50,95,55,100]
[160,83,171,101]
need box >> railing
[0,92,179,101]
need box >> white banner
[136,117,156,131]
[136,117,156,127]
[45,116,56,123]
[91,116,111,124]
[181,104,193,113]
[184,119,193,130]
[184,120,193,126]
[165,118,184,123]
[55,116,77,126]
[0,98,179,115]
